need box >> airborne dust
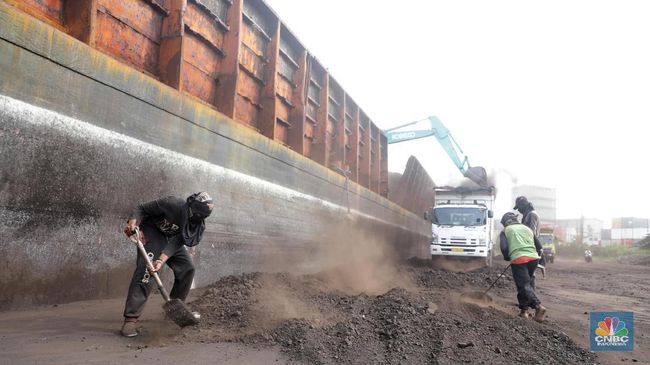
[175,223,599,364]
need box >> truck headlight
[479,238,486,245]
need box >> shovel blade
[164,299,199,327]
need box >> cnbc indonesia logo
[590,312,634,352]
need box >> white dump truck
[428,186,496,266]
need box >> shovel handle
[132,228,172,302]
[483,264,511,296]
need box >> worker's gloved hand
[124,219,139,237]
[123,227,134,237]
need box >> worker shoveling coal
[497,211,547,321]
[120,193,214,337]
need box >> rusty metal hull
[0,2,430,310]
[1,0,389,193]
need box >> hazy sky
[265,0,650,226]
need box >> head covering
[501,212,519,226]
[193,192,213,204]
[182,192,213,247]
[513,196,530,211]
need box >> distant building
[556,218,603,245]
[554,225,577,243]
[611,217,650,246]
[511,185,556,226]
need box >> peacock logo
[591,312,633,351]
[595,316,628,337]
[592,315,634,351]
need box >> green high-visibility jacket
[500,224,540,261]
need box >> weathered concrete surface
[0,95,428,310]
[0,3,431,310]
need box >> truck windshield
[433,207,486,226]
[540,235,553,245]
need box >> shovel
[483,264,511,296]
[130,227,199,327]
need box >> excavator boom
[385,116,488,187]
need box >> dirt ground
[520,257,650,365]
[0,256,646,364]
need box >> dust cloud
[309,219,415,295]
[243,215,416,328]
[488,168,518,224]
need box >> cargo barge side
[0,0,431,309]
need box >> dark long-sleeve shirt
[522,210,540,238]
[130,196,186,256]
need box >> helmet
[501,212,519,226]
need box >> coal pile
[412,266,514,291]
[179,264,599,364]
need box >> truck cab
[539,225,556,263]
[429,187,496,266]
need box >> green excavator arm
[385,116,488,187]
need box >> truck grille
[439,237,478,245]
[441,248,476,253]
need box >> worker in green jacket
[499,212,547,322]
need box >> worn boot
[534,305,547,323]
[518,309,530,319]
[121,319,138,337]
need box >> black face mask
[189,201,212,223]
[517,204,531,214]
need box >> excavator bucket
[465,166,488,187]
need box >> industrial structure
[610,217,650,246]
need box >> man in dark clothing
[514,196,546,278]
[121,192,213,337]
[499,212,547,322]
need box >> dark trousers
[123,230,195,319]
[511,259,540,310]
